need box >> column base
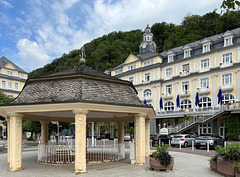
[9,167,22,172]
[75,170,86,174]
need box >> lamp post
[158,124,161,134]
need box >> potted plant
[209,156,217,172]
[215,144,240,177]
[149,144,174,171]
[235,162,240,177]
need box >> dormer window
[201,38,212,53]
[183,45,192,59]
[127,64,136,71]
[144,60,153,67]
[203,43,211,53]
[115,69,122,75]
[167,50,175,63]
[223,30,234,47]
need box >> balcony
[180,91,190,98]
[164,76,173,81]
[220,61,233,68]
[198,87,210,95]
[198,67,210,73]
[180,71,190,77]
[142,80,150,84]
[220,84,234,92]
[144,96,152,101]
[163,93,173,100]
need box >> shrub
[235,162,240,172]
[215,144,240,161]
[150,144,172,167]
[27,137,34,141]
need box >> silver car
[171,134,195,148]
[195,134,224,149]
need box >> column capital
[7,112,23,118]
[73,109,88,115]
[40,120,49,124]
[6,117,10,122]
[133,113,147,118]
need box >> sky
[0,0,223,72]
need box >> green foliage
[27,137,34,141]
[22,120,41,135]
[0,91,14,104]
[221,0,240,11]
[226,114,240,141]
[209,156,218,163]
[29,10,240,78]
[235,162,240,171]
[215,144,240,161]
[150,144,172,167]
[125,121,134,136]
[182,115,192,123]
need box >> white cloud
[12,0,222,72]
[0,0,13,8]
[17,39,51,70]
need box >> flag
[218,89,223,105]
[144,99,147,106]
[160,97,163,110]
[195,92,199,106]
[176,95,180,108]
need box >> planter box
[210,161,217,172]
[217,158,236,177]
[150,158,174,171]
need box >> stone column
[118,121,125,144]
[40,120,49,144]
[134,113,146,165]
[145,119,150,157]
[6,117,10,162]
[73,109,88,174]
[8,113,23,171]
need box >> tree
[22,120,41,140]
[0,91,14,104]
[221,0,240,11]
[225,114,240,140]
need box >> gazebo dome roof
[11,63,145,107]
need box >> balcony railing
[180,91,190,98]
[162,93,173,99]
[220,84,234,92]
[220,62,233,68]
[180,71,190,77]
[164,76,173,80]
[144,96,152,101]
[198,87,210,95]
[198,68,210,73]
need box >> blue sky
[0,0,222,72]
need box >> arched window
[181,99,192,109]
[164,101,174,111]
[143,89,151,98]
[199,122,212,134]
[199,97,211,108]
[219,120,227,138]
[222,94,235,104]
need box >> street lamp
[158,124,161,134]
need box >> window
[222,73,232,85]
[168,55,174,63]
[165,84,172,94]
[145,73,150,82]
[222,94,235,104]
[224,37,233,47]
[181,99,192,109]
[144,89,151,98]
[202,44,211,53]
[184,50,191,58]
[144,60,153,67]
[128,64,136,71]
[199,97,211,108]
[222,53,232,64]
[129,77,134,83]
[182,64,189,72]
[164,101,174,111]
[1,80,6,88]
[200,59,209,69]
[199,123,212,134]
[115,69,122,75]
[182,81,189,92]
[200,78,209,89]
[166,68,173,77]
[20,73,25,78]
[14,83,19,90]
[219,120,227,138]
[8,81,12,89]
[7,70,13,76]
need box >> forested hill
[29,10,240,78]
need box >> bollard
[150,139,152,148]
[207,141,209,152]
[179,141,181,150]
[224,141,227,148]
[192,140,194,151]
[159,139,161,146]
[169,139,171,146]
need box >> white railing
[38,139,125,164]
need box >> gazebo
[0,58,155,174]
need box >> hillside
[29,10,240,78]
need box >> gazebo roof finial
[79,46,86,66]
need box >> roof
[11,63,146,107]
[0,56,27,73]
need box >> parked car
[158,135,171,145]
[124,133,131,141]
[171,134,195,148]
[195,134,224,149]
[150,135,159,146]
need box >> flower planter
[217,158,236,177]
[150,158,174,171]
[210,161,217,172]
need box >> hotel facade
[111,25,240,138]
